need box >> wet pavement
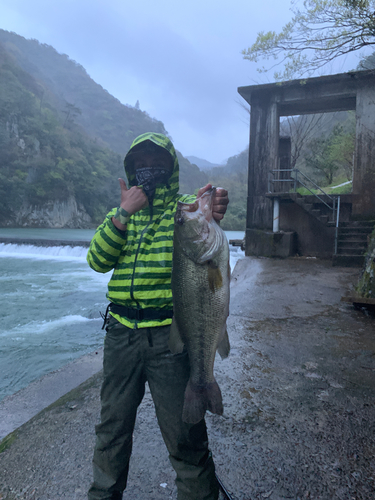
[1,256,375,500]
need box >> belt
[100,302,173,329]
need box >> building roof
[238,69,375,116]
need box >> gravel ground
[1,256,375,500]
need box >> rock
[13,196,92,228]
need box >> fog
[0,0,363,163]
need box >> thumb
[118,178,128,192]
[196,183,212,199]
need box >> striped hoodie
[87,133,194,329]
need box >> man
[87,132,229,500]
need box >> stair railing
[268,168,338,222]
[334,196,341,255]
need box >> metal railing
[268,168,339,223]
[334,195,341,255]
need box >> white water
[0,229,245,402]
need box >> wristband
[114,207,131,225]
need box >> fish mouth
[200,186,215,199]
[175,201,197,226]
[198,187,216,220]
[176,187,216,225]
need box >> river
[0,228,245,402]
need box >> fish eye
[177,217,184,225]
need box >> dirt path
[1,257,375,500]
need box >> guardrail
[268,168,340,226]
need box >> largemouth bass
[169,187,230,424]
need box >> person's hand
[112,178,148,231]
[197,183,229,221]
[118,178,148,214]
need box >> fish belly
[171,240,229,423]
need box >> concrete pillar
[353,84,375,217]
[247,96,279,229]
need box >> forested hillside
[0,41,123,225]
[0,30,167,156]
[0,30,209,227]
[205,150,248,231]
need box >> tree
[358,49,375,69]
[280,113,327,169]
[242,0,375,80]
[62,102,82,129]
[305,122,355,184]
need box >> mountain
[204,150,249,231]
[0,29,167,157]
[0,30,208,227]
[186,156,222,170]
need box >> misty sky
[0,0,366,163]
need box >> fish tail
[182,380,223,424]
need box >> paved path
[1,257,375,500]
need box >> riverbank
[0,349,103,440]
[1,256,375,500]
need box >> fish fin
[182,382,207,424]
[206,380,224,417]
[182,380,223,424]
[207,263,223,292]
[168,318,185,354]
[217,326,230,360]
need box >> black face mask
[135,167,171,203]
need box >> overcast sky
[0,0,366,164]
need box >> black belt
[100,302,173,329]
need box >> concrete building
[238,70,375,264]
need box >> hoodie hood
[124,133,179,209]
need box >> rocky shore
[1,256,375,500]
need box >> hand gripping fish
[169,187,230,424]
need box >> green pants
[88,317,219,500]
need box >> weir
[0,237,90,247]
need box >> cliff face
[2,197,93,229]
[0,31,211,228]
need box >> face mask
[135,166,171,202]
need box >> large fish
[169,187,230,424]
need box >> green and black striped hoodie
[87,133,194,329]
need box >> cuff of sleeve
[106,218,128,242]
[114,207,131,225]
[112,223,127,237]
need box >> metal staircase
[268,168,339,224]
[268,168,374,265]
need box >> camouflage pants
[88,317,219,500]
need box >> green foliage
[0,29,248,229]
[0,30,167,156]
[0,431,18,454]
[304,122,355,184]
[296,179,352,196]
[178,152,208,195]
[327,182,352,194]
[0,40,123,224]
[243,0,375,80]
[205,150,249,231]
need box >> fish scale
[169,188,230,424]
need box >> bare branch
[243,0,375,80]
